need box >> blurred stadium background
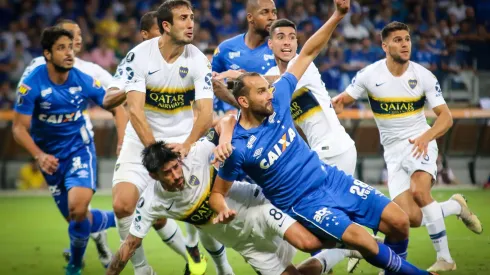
[0,0,489,274]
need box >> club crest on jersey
[260,127,296,169]
[179,66,189,78]
[17,83,31,95]
[408,79,417,89]
[189,175,200,186]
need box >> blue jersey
[218,73,339,210]
[14,65,105,159]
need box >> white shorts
[112,138,150,194]
[238,238,296,275]
[320,144,357,176]
[384,139,438,199]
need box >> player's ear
[237,96,249,108]
[247,13,253,25]
[43,50,51,61]
[140,30,148,40]
[162,21,171,34]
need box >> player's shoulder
[126,37,158,60]
[27,56,46,69]
[410,61,437,78]
[216,33,245,52]
[183,44,208,62]
[70,67,103,89]
[360,59,385,75]
[22,64,46,86]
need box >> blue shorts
[43,144,97,218]
[286,168,391,242]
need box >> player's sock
[364,242,429,274]
[154,219,188,262]
[199,231,233,274]
[68,218,91,268]
[421,200,461,226]
[383,239,408,275]
[185,222,199,247]
[90,209,116,233]
[116,215,148,268]
[421,201,453,262]
[313,249,350,273]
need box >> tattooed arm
[106,234,142,275]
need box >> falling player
[332,21,482,272]
[13,27,126,275]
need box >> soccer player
[104,10,207,275]
[210,1,437,274]
[12,27,124,275]
[211,0,277,114]
[106,117,361,275]
[111,1,230,274]
[264,18,356,175]
[332,21,482,272]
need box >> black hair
[269,18,296,37]
[381,21,410,41]
[141,141,179,173]
[231,72,261,101]
[156,0,193,34]
[140,11,157,31]
[41,26,74,60]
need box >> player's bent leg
[392,190,423,227]
[283,222,336,253]
[411,170,456,271]
[152,218,190,266]
[197,230,234,275]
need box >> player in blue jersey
[209,1,436,274]
[211,0,277,115]
[12,27,125,275]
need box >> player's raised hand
[331,95,344,114]
[36,153,59,175]
[409,134,430,159]
[214,70,243,81]
[211,142,234,164]
[213,208,237,224]
[168,142,191,158]
[334,0,350,15]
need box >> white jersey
[108,59,126,90]
[266,56,354,157]
[122,37,213,144]
[18,56,113,136]
[345,59,446,147]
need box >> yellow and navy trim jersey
[265,56,354,157]
[345,59,446,146]
[121,37,214,143]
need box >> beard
[169,31,192,45]
[52,62,72,73]
[250,102,274,117]
[255,26,270,38]
[390,51,410,64]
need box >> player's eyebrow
[257,87,267,92]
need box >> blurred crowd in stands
[1,0,490,111]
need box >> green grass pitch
[0,189,488,274]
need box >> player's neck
[47,63,69,84]
[244,30,267,50]
[276,58,289,75]
[159,35,185,64]
[239,110,267,129]
[385,57,409,77]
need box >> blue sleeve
[273,72,298,110]
[80,72,106,107]
[212,46,226,73]
[217,143,244,182]
[14,82,38,116]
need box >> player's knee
[411,171,433,206]
[68,205,89,222]
[152,217,168,230]
[112,199,136,219]
[407,210,423,228]
[390,212,410,240]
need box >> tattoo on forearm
[106,236,141,275]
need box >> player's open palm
[213,208,236,224]
[409,134,430,159]
[212,142,233,164]
[37,153,59,175]
[334,0,350,15]
[168,143,191,158]
[331,95,344,114]
[214,70,243,81]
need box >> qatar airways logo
[38,110,83,124]
[259,127,296,169]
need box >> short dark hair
[156,0,193,34]
[41,26,74,53]
[141,141,179,174]
[140,11,157,31]
[55,19,77,28]
[269,19,296,37]
[232,72,261,101]
[381,21,410,41]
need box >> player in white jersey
[111,2,225,275]
[107,117,361,275]
[103,11,207,275]
[264,19,356,175]
[16,19,122,268]
[332,21,482,272]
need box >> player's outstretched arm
[332,91,356,114]
[103,87,127,110]
[126,91,156,147]
[108,105,128,156]
[12,112,59,175]
[213,114,237,163]
[106,234,142,275]
[210,176,236,224]
[287,0,349,82]
[212,77,240,108]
